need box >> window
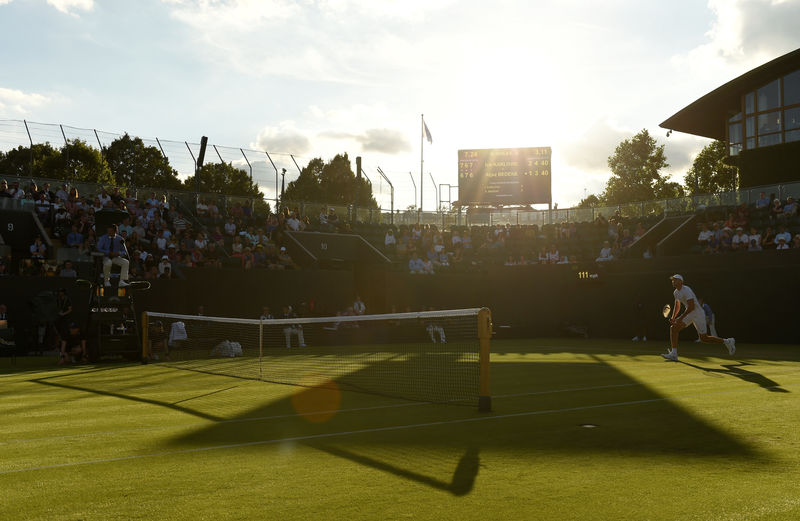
[745,116,755,136]
[745,137,755,149]
[745,92,755,114]
[728,112,742,122]
[758,134,782,147]
[757,79,781,111]
[757,111,781,134]
[728,123,743,144]
[786,129,800,143]
[784,69,800,106]
[785,107,800,130]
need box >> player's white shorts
[680,309,707,335]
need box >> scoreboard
[457,147,551,205]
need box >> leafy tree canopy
[105,134,182,190]
[683,140,738,195]
[183,161,263,198]
[283,153,377,208]
[603,129,673,204]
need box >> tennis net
[142,308,491,410]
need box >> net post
[477,307,492,412]
[141,311,149,364]
[258,318,264,381]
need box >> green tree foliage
[603,129,675,204]
[283,153,377,208]
[0,141,113,184]
[105,134,182,189]
[0,143,62,178]
[683,140,738,195]
[51,140,114,184]
[183,161,263,197]
[577,194,601,208]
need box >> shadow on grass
[21,344,771,496]
[677,360,790,393]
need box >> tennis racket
[661,304,671,319]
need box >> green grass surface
[3,339,800,521]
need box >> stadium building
[661,47,800,187]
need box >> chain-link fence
[3,119,799,228]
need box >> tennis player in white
[662,274,735,361]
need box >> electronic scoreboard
[457,147,551,205]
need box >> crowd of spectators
[386,211,654,274]
[1,178,303,279]
[694,193,800,254]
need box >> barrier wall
[1,250,798,354]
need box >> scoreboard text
[457,147,551,205]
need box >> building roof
[660,48,800,140]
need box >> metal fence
[2,119,799,228]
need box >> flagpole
[420,113,424,224]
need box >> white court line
[0,382,790,476]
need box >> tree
[683,140,738,195]
[0,143,61,178]
[105,134,182,189]
[603,129,671,204]
[52,140,114,184]
[183,161,263,197]
[577,194,601,208]
[283,153,377,208]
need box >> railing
[3,119,799,228]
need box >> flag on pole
[423,121,433,144]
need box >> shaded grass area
[2,339,800,520]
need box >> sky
[1,0,799,211]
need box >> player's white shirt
[673,284,699,310]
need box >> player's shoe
[661,349,678,361]
[632,336,640,341]
[724,338,736,356]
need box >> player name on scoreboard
[458,147,551,205]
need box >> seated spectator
[53,206,70,237]
[697,223,712,250]
[794,234,800,249]
[224,217,236,236]
[55,184,69,203]
[408,252,425,274]
[781,196,797,221]
[277,246,295,269]
[747,238,762,251]
[205,242,222,269]
[776,236,790,250]
[0,179,11,198]
[231,236,244,257]
[731,227,749,251]
[546,244,560,264]
[66,225,83,248]
[327,207,339,227]
[596,241,614,262]
[30,236,47,259]
[35,192,52,223]
[158,255,172,276]
[704,233,720,254]
[719,229,732,252]
[619,228,633,248]
[196,199,209,217]
[384,229,397,253]
[761,226,776,249]
[770,198,784,223]
[755,192,770,209]
[59,260,77,278]
[775,225,792,244]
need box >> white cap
[670,274,683,281]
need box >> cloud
[560,119,631,173]
[671,0,800,82]
[0,87,51,115]
[318,128,411,154]
[252,123,311,155]
[46,0,94,15]
[663,134,710,177]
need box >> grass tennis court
[3,338,800,521]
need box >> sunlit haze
[2,0,799,210]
